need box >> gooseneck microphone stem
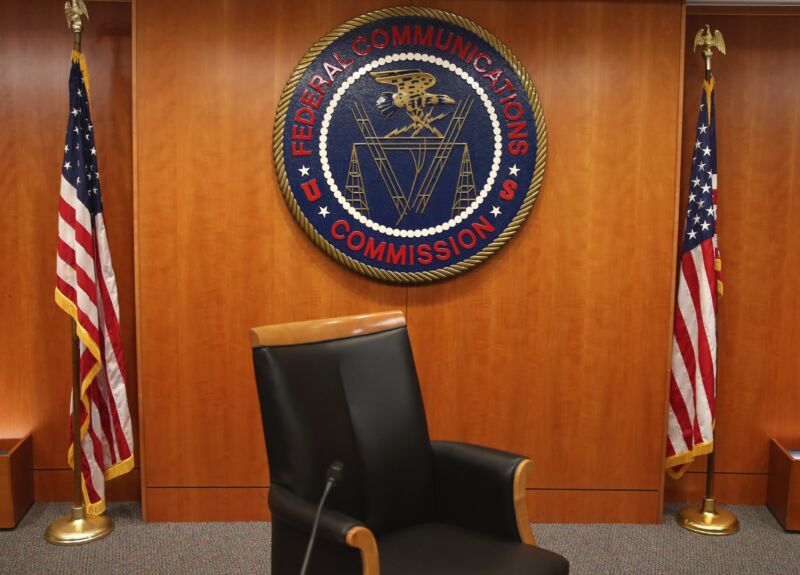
[299,461,344,575]
[299,480,334,575]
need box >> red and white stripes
[666,177,721,477]
[56,174,134,515]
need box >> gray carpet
[1,503,798,574]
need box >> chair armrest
[269,484,380,574]
[431,440,535,544]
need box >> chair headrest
[249,310,406,348]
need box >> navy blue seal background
[277,10,544,281]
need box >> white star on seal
[490,206,502,218]
[299,165,310,177]
[318,206,329,218]
[509,164,520,177]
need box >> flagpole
[676,25,738,537]
[45,1,113,545]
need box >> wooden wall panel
[528,490,662,524]
[666,10,800,504]
[665,471,767,505]
[135,0,685,522]
[0,0,138,499]
[406,0,684,501]
[145,487,269,522]
[134,0,408,499]
[35,469,141,502]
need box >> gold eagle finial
[65,0,89,33]
[65,0,89,52]
[693,25,726,61]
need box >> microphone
[299,461,345,575]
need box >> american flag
[55,52,134,515]
[665,76,722,477]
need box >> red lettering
[352,36,371,56]
[308,75,330,95]
[294,107,315,125]
[291,142,312,156]
[347,230,366,251]
[435,30,453,51]
[450,36,471,61]
[472,216,495,240]
[292,125,312,140]
[300,89,323,109]
[473,53,492,73]
[414,24,434,47]
[323,61,343,83]
[448,236,461,256]
[503,101,524,121]
[509,140,529,156]
[494,78,514,96]
[417,243,433,265]
[508,121,528,140]
[386,244,407,265]
[500,179,517,201]
[499,92,517,105]
[433,240,451,261]
[301,179,322,202]
[391,24,411,46]
[371,28,389,49]
[364,238,386,261]
[333,52,354,69]
[458,229,477,249]
[482,68,503,89]
[331,220,349,240]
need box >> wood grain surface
[666,10,800,504]
[407,0,684,494]
[134,0,409,497]
[10,0,795,521]
[135,0,684,522]
[0,0,138,499]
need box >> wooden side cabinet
[767,438,800,531]
[0,434,33,528]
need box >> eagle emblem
[371,69,455,137]
[693,25,726,57]
[64,0,89,31]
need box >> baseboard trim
[145,487,269,522]
[141,485,661,523]
[664,471,767,505]
[34,468,141,502]
[527,489,661,524]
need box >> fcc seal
[274,7,546,282]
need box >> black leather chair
[250,311,569,575]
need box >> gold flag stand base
[45,505,113,545]
[677,497,739,536]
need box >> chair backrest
[251,311,434,536]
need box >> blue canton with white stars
[683,86,717,253]
[62,63,103,215]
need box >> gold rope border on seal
[273,6,547,284]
